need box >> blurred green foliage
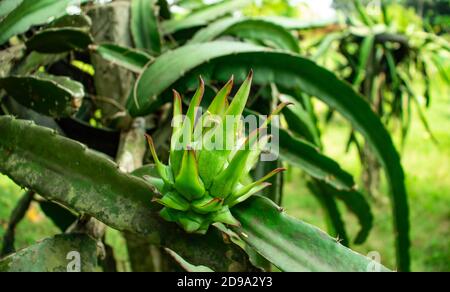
[284,71,449,272]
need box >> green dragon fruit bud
[174,149,205,201]
[146,72,288,234]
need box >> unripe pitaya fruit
[145,71,286,234]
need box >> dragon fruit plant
[0,0,409,272]
[145,72,286,234]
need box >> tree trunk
[87,1,135,126]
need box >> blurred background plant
[303,0,450,198]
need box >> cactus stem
[207,76,234,116]
[145,134,173,184]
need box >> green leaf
[0,234,98,272]
[127,41,410,271]
[127,42,263,115]
[399,71,438,144]
[232,196,390,272]
[308,179,374,246]
[175,150,205,201]
[278,129,356,191]
[197,72,253,189]
[47,13,92,29]
[164,248,214,272]
[0,0,73,46]
[206,77,233,116]
[156,192,190,211]
[0,74,84,118]
[161,0,251,34]
[430,54,450,84]
[352,0,374,27]
[280,94,322,148]
[310,183,349,247]
[0,0,23,19]
[26,27,94,54]
[190,17,299,52]
[91,43,153,73]
[0,116,253,272]
[131,0,162,54]
[191,195,223,214]
[211,148,251,199]
[13,51,67,75]
[312,32,345,61]
[353,35,375,88]
[317,183,373,245]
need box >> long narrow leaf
[353,35,375,89]
[0,0,72,45]
[310,181,373,245]
[308,181,350,247]
[190,17,299,52]
[0,0,23,19]
[91,43,153,73]
[25,27,94,53]
[278,129,356,191]
[131,0,162,54]
[161,0,251,34]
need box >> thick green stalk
[0,116,254,271]
[0,234,98,272]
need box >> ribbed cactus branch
[0,74,84,118]
[0,116,254,271]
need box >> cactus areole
[145,72,287,234]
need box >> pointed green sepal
[210,148,251,199]
[196,75,254,188]
[244,134,272,174]
[170,90,185,177]
[198,149,228,189]
[211,206,240,227]
[154,191,190,211]
[227,168,286,206]
[178,211,208,233]
[185,77,205,134]
[228,183,271,207]
[207,76,233,116]
[261,102,292,129]
[175,149,205,201]
[225,70,253,117]
[191,195,223,214]
[194,112,221,142]
[160,207,179,222]
[145,134,174,184]
[171,90,183,140]
[210,129,264,198]
[142,175,165,193]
